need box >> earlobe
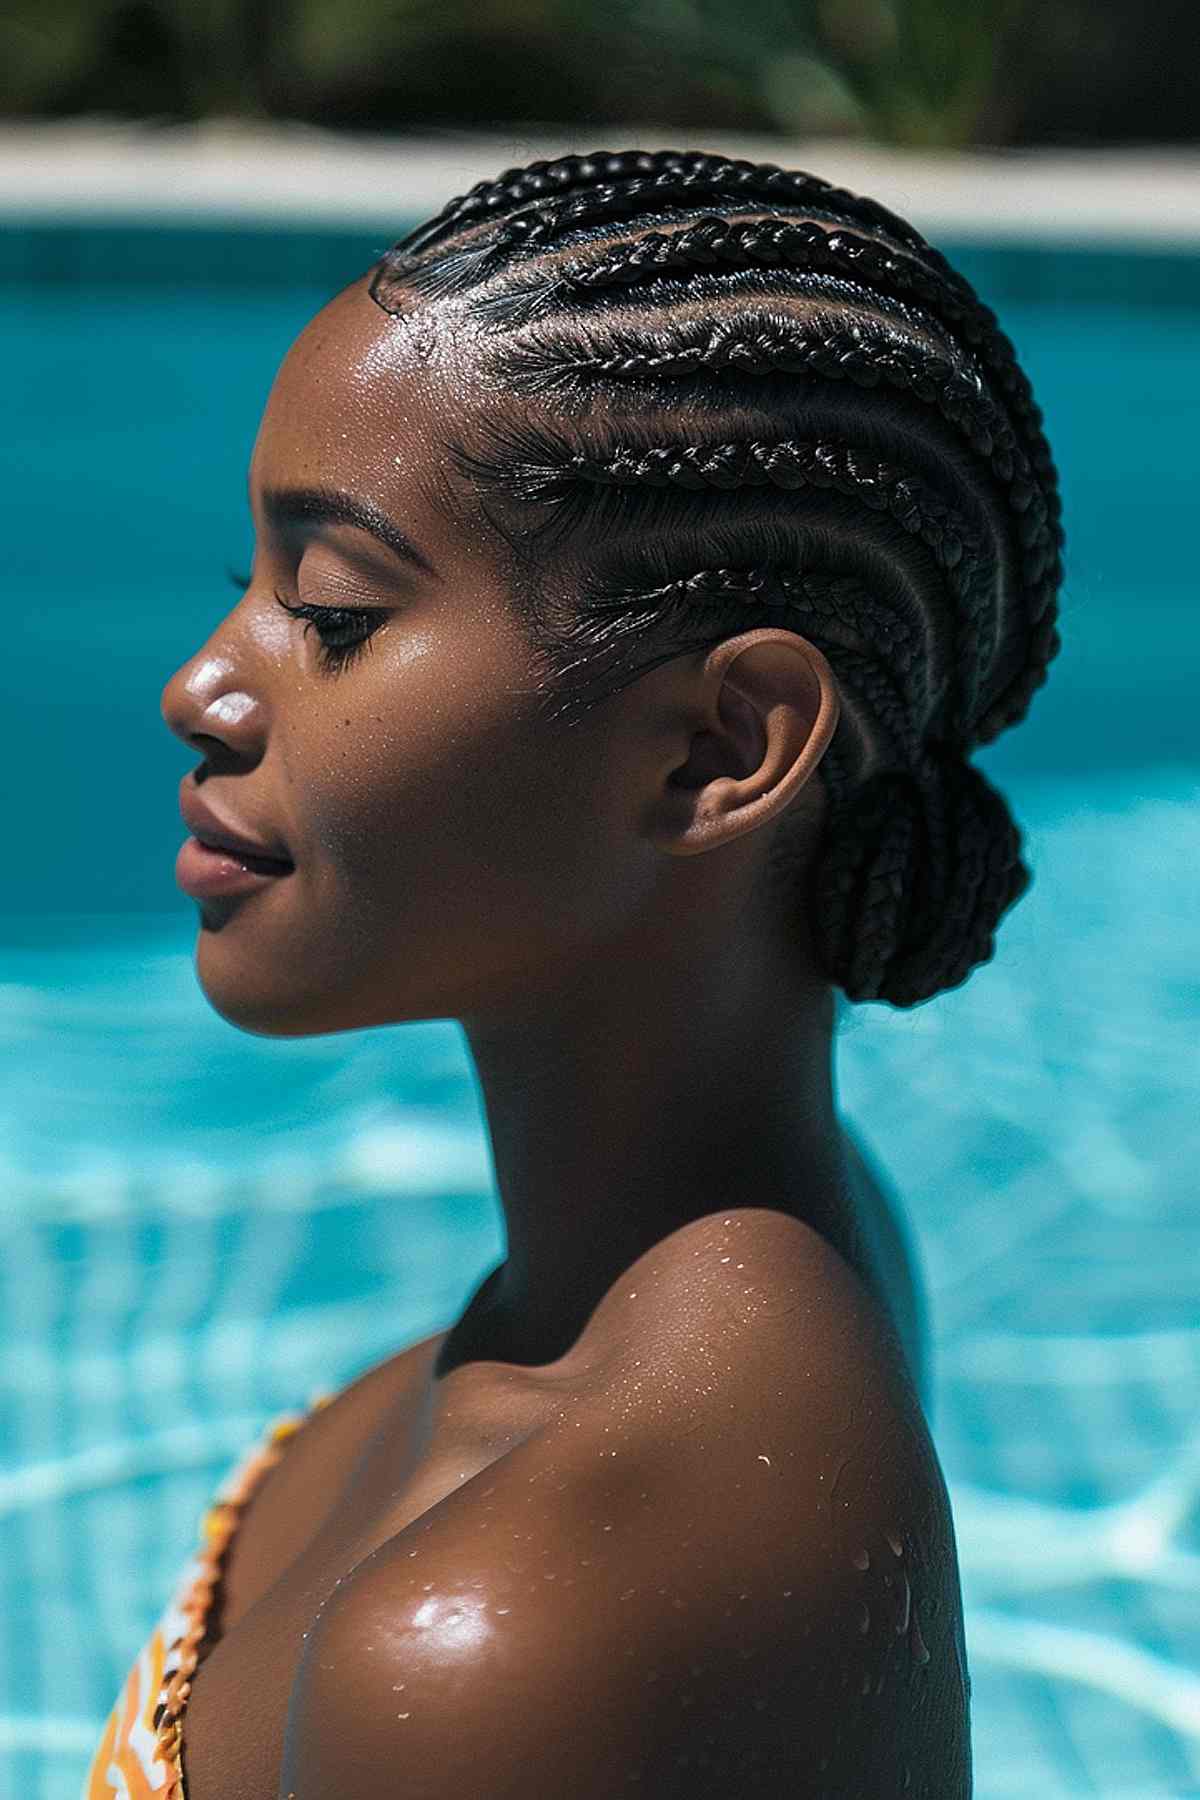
[653,629,841,857]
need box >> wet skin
[161,272,968,1798]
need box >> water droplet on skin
[852,1548,870,1571]
[910,1615,931,1665]
[886,1530,904,1557]
[397,1712,410,1720]
[856,1602,870,1634]
[895,1572,912,1634]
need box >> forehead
[249,275,506,526]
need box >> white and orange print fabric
[80,1546,207,1799]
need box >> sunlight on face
[160,278,640,1041]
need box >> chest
[178,1352,570,1800]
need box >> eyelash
[226,569,387,674]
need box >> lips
[178,780,294,871]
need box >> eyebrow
[260,485,438,578]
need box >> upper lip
[179,780,294,866]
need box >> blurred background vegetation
[1,0,1196,148]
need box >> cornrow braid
[585,566,930,769]
[490,308,1061,738]
[368,149,1066,1008]
[496,310,1060,628]
[387,149,959,285]
[497,432,992,741]
[478,218,1062,548]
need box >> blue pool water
[2,231,1198,1799]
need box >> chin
[192,928,345,1038]
[192,925,427,1037]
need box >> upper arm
[281,1217,970,1799]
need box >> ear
[647,629,840,857]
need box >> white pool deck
[2,120,1199,246]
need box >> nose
[160,641,268,760]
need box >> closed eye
[222,567,388,674]
[272,591,389,674]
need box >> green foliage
[640,0,1030,146]
[0,0,1193,148]
[815,0,1031,144]
[2,0,100,113]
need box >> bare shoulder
[281,1210,971,1799]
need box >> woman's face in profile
[161,278,655,1038]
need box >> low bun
[810,745,1030,1007]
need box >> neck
[448,887,847,1376]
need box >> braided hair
[366,149,1064,1009]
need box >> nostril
[187,736,241,774]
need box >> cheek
[292,651,596,959]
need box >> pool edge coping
[3,122,1199,247]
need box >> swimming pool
[2,226,1198,1799]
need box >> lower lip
[175,835,295,899]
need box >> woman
[85,147,1062,1799]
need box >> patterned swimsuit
[80,1393,333,1800]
